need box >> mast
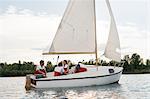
[94,0,98,66]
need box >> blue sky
[0,0,69,15]
[0,0,149,63]
[0,0,148,27]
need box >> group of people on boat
[34,60,87,78]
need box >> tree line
[83,53,150,74]
[0,53,150,76]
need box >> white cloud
[118,24,149,59]
[0,13,61,49]
[0,7,62,63]
[96,19,149,58]
[0,5,149,64]
[5,5,17,14]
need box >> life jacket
[34,69,46,75]
[34,65,46,74]
[54,71,61,76]
[75,67,87,73]
[54,66,64,76]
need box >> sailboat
[26,0,123,89]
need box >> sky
[0,0,149,64]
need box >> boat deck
[31,65,123,80]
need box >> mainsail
[43,0,96,54]
[43,0,121,62]
[104,0,121,62]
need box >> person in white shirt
[35,60,46,77]
[54,62,66,76]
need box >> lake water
[0,74,150,99]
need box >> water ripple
[0,74,150,99]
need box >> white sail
[104,0,121,62]
[44,0,95,54]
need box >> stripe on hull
[34,70,122,81]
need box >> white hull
[30,66,123,88]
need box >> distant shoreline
[0,53,150,77]
[0,73,150,77]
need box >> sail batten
[47,0,95,54]
[43,52,95,55]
